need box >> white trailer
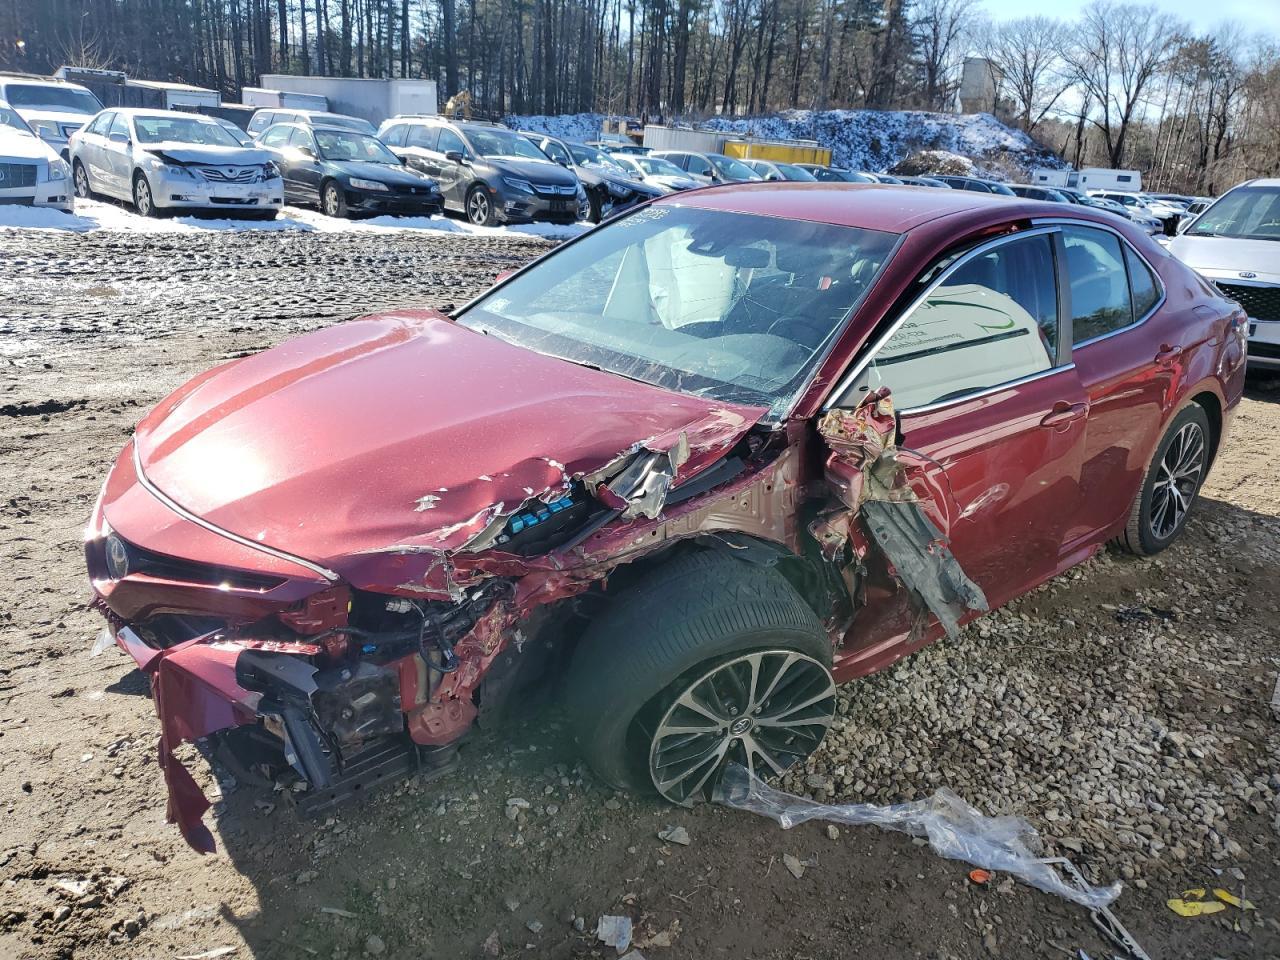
[1032,167,1142,192]
[258,75,437,127]
[242,86,328,111]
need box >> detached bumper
[347,188,444,216]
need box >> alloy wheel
[467,190,490,225]
[323,185,341,217]
[648,650,836,805]
[1149,422,1205,539]
[134,178,153,216]
[74,164,90,199]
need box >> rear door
[1058,224,1192,547]
[258,125,301,200]
[825,228,1090,661]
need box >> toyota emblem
[0,170,6,183]
[1239,271,1257,279]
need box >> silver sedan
[68,108,284,218]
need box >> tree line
[1,0,1277,191]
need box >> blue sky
[979,0,1280,38]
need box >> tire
[132,173,159,217]
[1116,403,1211,556]
[587,189,604,224]
[321,180,348,219]
[72,160,92,200]
[465,185,496,226]
[565,549,835,804]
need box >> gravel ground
[0,225,1277,960]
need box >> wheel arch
[1188,388,1223,467]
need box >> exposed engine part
[312,662,403,746]
[235,650,333,789]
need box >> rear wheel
[1116,403,1211,555]
[565,550,836,804]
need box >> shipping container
[641,125,723,153]
[722,139,831,165]
[242,86,328,111]
[259,75,438,127]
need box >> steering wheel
[764,313,830,348]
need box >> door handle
[1040,401,1088,428]
[1155,344,1183,365]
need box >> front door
[286,128,324,204]
[824,228,1089,673]
[432,127,470,209]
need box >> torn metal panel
[859,499,988,639]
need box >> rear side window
[1063,226,1133,343]
[260,125,292,147]
[381,123,408,147]
[287,127,316,150]
[686,155,711,175]
[406,125,438,149]
[1125,247,1160,318]
[866,233,1059,410]
[248,111,271,133]
[86,112,112,135]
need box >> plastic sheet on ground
[714,763,1121,909]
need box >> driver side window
[686,155,711,176]
[107,114,130,140]
[865,233,1061,411]
[436,128,465,156]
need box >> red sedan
[86,184,1248,850]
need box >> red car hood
[134,310,766,567]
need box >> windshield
[1188,186,1280,241]
[634,156,687,178]
[0,104,32,133]
[776,163,817,181]
[133,115,241,146]
[316,114,375,134]
[567,141,624,171]
[3,84,102,114]
[458,206,897,416]
[463,127,549,161]
[315,129,399,163]
[710,154,763,180]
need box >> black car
[930,175,1017,196]
[1008,184,1072,202]
[795,164,875,183]
[256,123,443,218]
[522,133,662,222]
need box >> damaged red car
[87,184,1247,851]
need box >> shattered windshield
[458,206,898,417]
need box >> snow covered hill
[508,109,1066,179]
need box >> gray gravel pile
[782,529,1280,882]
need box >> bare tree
[983,15,1070,131]
[911,0,976,111]
[1062,1,1183,167]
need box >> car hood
[133,310,765,567]
[0,127,58,162]
[648,174,698,191]
[1167,235,1280,284]
[13,108,91,128]
[328,160,433,185]
[486,156,579,187]
[142,142,273,166]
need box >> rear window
[3,83,102,114]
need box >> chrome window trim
[131,442,339,582]
[1031,216,1167,348]
[823,225,1065,413]
[900,362,1078,416]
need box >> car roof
[0,76,92,90]
[662,181,1052,233]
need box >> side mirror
[109,132,130,145]
[444,150,465,164]
[297,145,316,159]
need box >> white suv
[1169,179,1280,370]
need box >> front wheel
[465,186,496,226]
[321,181,348,219]
[73,160,92,200]
[132,173,159,217]
[565,550,836,805]
[1116,403,1211,555]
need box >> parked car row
[0,98,74,212]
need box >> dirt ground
[1,227,1278,960]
